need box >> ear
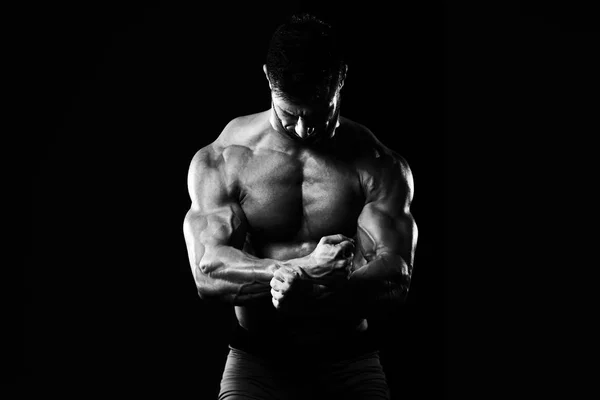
[339,64,348,89]
[263,64,272,90]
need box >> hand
[270,234,354,310]
[302,234,355,281]
[270,264,311,310]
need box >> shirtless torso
[184,108,416,347]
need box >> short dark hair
[266,13,345,104]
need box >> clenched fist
[270,265,309,310]
[302,234,355,280]
[270,234,355,310]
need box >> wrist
[285,254,310,267]
[267,261,283,276]
[281,258,310,277]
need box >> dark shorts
[218,325,390,400]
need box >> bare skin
[183,90,417,347]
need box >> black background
[21,1,599,398]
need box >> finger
[332,257,352,270]
[275,267,301,284]
[272,269,286,282]
[271,288,284,301]
[271,277,290,292]
[347,255,354,267]
[320,234,354,245]
[273,268,293,283]
[272,297,280,309]
[270,276,284,290]
[345,257,355,275]
[335,240,355,257]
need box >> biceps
[356,205,417,263]
[183,206,247,262]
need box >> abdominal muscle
[235,239,368,346]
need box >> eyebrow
[277,103,333,118]
[279,106,297,116]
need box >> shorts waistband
[228,323,378,363]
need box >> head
[264,13,348,142]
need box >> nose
[295,117,315,138]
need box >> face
[270,88,342,144]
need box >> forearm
[195,245,306,305]
[350,252,411,297]
[315,253,412,319]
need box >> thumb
[320,234,354,245]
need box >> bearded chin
[271,95,342,145]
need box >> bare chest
[237,149,364,243]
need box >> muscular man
[183,13,417,400]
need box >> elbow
[196,258,214,276]
[193,266,210,300]
[192,259,218,300]
[380,278,410,307]
[396,273,411,304]
[193,258,234,304]
[192,248,220,282]
[387,280,410,305]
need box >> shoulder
[190,111,269,172]
[214,111,270,151]
[338,116,412,177]
[338,117,413,201]
[187,142,240,208]
[188,112,272,195]
[186,145,222,200]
